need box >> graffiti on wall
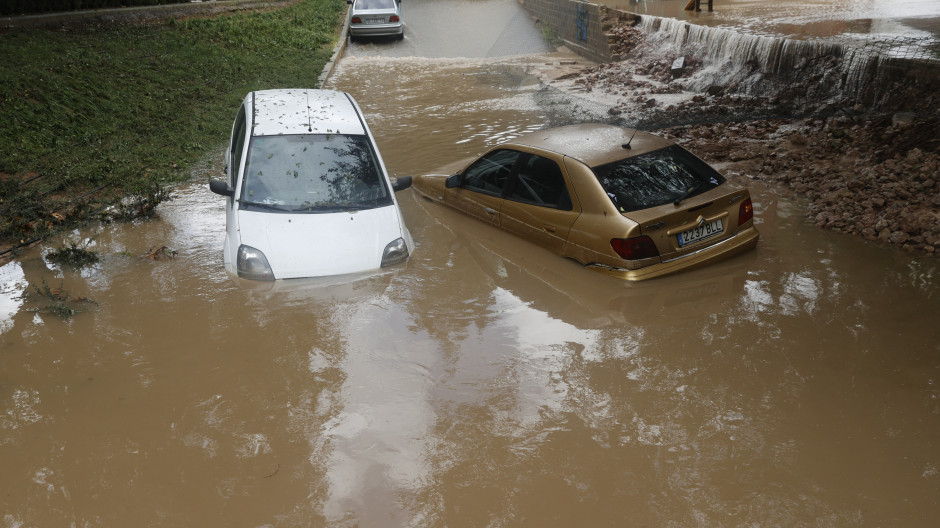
[576,3,589,42]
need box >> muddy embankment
[558,19,940,255]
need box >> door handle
[483,207,497,215]
[543,224,556,233]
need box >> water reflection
[0,260,26,334]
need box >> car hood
[237,206,404,279]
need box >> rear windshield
[591,145,725,213]
[239,134,391,213]
[355,0,396,9]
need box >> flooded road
[2,0,940,526]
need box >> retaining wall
[518,0,637,63]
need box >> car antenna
[622,127,639,149]
[305,90,313,132]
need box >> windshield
[239,134,391,213]
[592,145,726,213]
[355,0,396,9]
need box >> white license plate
[366,17,386,24]
[677,219,723,246]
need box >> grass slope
[0,0,346,252]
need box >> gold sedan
[412,124,760,280]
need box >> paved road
[343,0,553,58]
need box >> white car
[347,0,404,41]
[209,89,414,280]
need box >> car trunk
[630,186,750,262]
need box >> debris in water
[143,246,177,260]
[46,240,100,268]
[27,280,98,319]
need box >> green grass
[0,0,347,249]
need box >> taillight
[738,198,754,226]
[351,16,362,23]
[610,236,660,260]
[390,15,400,22]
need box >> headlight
[237,245,275,280]
[380,237,409,267]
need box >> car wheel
[396,32,404,41]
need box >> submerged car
[412,123,759,280]
[347,0,404,41]
[209,88,413,280]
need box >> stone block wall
[518,0,638,63]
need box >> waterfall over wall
[634,15,939,112]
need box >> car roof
[504,123,675,167]
[249,89,366,137]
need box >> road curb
[318,4,350,88]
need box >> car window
[592,145,726,213]
[239,134,391,213]
[230,105,247,189]
[356,0,396,9]
[506,155,572,210]
[461,149,520,196]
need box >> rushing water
[1,0,939,525]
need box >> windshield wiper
[241,201,291,212]
[291,201,373,213]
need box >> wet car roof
[505,123,675,167]
[250,89,366,137]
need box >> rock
[889,231,910,244]
[671,56,685,77]
[789,133,807,146]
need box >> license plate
[366,17,386,24]
[677,219,723,246]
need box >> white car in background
[347,0,404,41]
[209,89,413,280]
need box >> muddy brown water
[2,2,940,526]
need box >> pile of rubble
[663,117,939,254]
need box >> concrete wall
[518,0,638,63]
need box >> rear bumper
[588,225,760,281]
[349,23,403,37]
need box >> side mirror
[444,173,460,188]
[346,0,353,4]
[209,179,234,197]
[392,176,413,192]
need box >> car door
[500,153,581,253]
[446,148,521,227]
